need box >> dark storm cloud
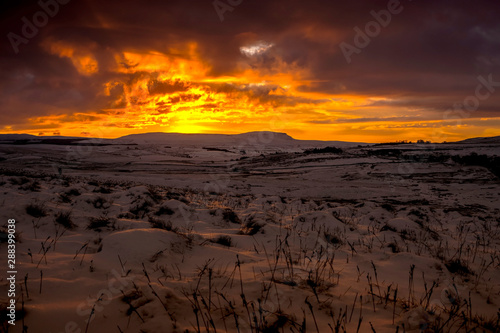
[167,93,202,104]
[1,0,500,127]
[154,101,171,114]
[203,82,329,107]
[148,78,190,95]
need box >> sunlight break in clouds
[240,41,274,57]
[1,0,500,142]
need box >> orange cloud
[3,39,499,143]
[42,38,99,75]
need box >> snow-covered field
[0,133,499,332]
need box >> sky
[1,0,500,143]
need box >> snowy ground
[0,134,499,332]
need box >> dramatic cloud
[0,0,499,142]
[240,41,275,57]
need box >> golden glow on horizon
[3,41,500,143]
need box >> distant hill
[455,136,500,144]
[116,131,293,144]
[0,134,39,141]
[114,131,364,148]
[0,134,105,145]
[3,132,500,147]
[0,134,84,141]
[0,131,363,148]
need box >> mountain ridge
[1,132,500,146]
[455,135,500,144]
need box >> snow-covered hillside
[0,135,499,332]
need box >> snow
[0,133,499,332]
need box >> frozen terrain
[0,132,499,332]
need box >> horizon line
[0,130,497,144]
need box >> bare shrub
[26,202,47,218]
[88,213,116,231]
[54,211,76,229]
